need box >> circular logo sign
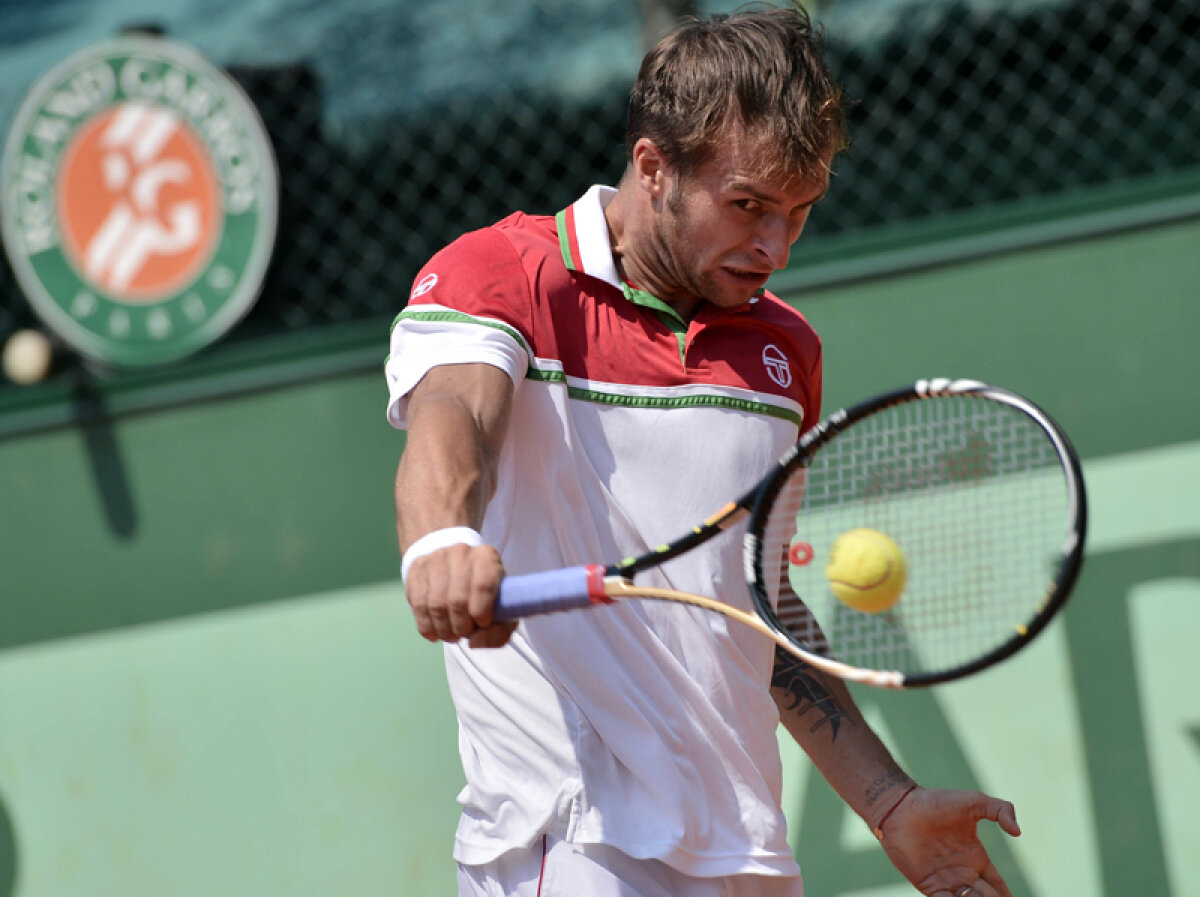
[762,343,792,388]
[1,35,278,368]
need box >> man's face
[655,133,829,311]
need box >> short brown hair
[626,4,846,184]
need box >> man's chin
[707,284,761,310]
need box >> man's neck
[603,180,703,321]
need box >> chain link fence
[826,0,1200,227]
[1,0,1197,361]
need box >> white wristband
[401,526,484,585]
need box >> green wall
[1,372,401,651]
[0,206,1197,895]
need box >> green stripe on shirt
[394,308,801,425]
[393,308,532,357]
[526,368,801,424]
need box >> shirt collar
[555,184,764,321]
[555,185,622,291]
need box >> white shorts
[457,833,804,897]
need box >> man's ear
[630,137,668,199]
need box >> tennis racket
[494,378,1087,688]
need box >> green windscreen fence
[1,0,1197,355]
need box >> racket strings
[760,395,1072,676]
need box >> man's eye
[734,199,760,212]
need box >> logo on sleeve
[762,344,792,388]
[411,272,438,298]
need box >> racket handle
[494,565,610,622]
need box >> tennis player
[388,7,1020,896]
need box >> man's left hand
[878,787,1021,897]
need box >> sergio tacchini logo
[1,34,278,368]
[762,343,792,388]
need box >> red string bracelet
[872,783,918,840]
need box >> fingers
[924,861,1010,897]
[989,797,1021,837]
[406,543,513,646]
[979,861,1014,897]
[957,790,1020,838]
[468,621,519,649]
[883,788,1020,897]
[961,797,1018,897]
[932,876,1006,897]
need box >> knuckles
[405,543,507,644]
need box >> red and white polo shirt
[386,185,822,879]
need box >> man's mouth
[723,267,770,287]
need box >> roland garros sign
[1,35,278,368]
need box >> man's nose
[755,215,795,270]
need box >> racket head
[745,379,1088,688]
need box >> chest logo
[762,343,792,388]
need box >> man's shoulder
[754,290,814,324]
[747,290,821,346]
[430,211,559,270]
[492,209,557,239]
[400,209,572,339]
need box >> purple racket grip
[494,564,610,622]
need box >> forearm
[393,363,516,647]
[771,646,915,830]
[394,364,512,551]
[396,399,493,549]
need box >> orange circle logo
[57,103,221,303]
[1,35,278,368]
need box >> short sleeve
[384,227,535,429]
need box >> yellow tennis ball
[826,528,907,613]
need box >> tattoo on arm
[864,769,914,808]
[771,646,855,740]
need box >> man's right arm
[395,361,517,649]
